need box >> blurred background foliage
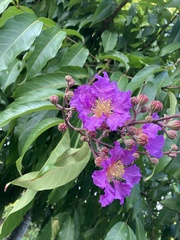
[0,0,179,239]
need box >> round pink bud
[150,157,159,164]
[124,139,136,149]
[131,97,139,106]
[136,133,149,146]
[149,100,163,113]
[58,123,68,132]
[65,75,75,87]
[166,130,177,140]
[168,152,177,158]
[95,156,104,167]
[88,131,97,139]
[127,126,137,135]
[170,144,178,151]
[49,95,59,105]
[132,152,140,159]
[166,120,180,131]
[65,91,74,101]
[145,115,153,122]
[100,147,109,155]
[137,94,149,105]
[140,106,148,113]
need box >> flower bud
[136,133,149,146]
[166,130,177,140]
[65,75,75,87]
[166,120,180,131]
[131,97,139,106]
[124,139,135,149]
[80,135,88,142]
[65,91,74,101]
[168,152,177,158]
[100,147,109,155]
[150,157,159,164]
[127,126,137,135]
[137,94,149,105]
[132,152,140,159]
[58,123,68,132]
[149,100,163,113]
[140,106,148,113]
[95,156,104,167]
[88,131,97,139]
[170,144,178,151]
[145,115,153,122]
[49,95,59,105]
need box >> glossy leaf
[168,91,177,115]
[135,217,147,240]
[9,142,90,190]
[0,0,11,14]
[26,27,66,79]
[160,42,180,57]
[16,117,63,174]
[0,13,43,71]
[101,30,118,52]
[59,43,89,67]
[58,216,75,240]
[105,222,136,240]
[0,189,37,239]
[0,101,56,128]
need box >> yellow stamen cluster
[92,98,113,117]
[107,160,125,181]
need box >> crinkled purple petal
[142,122,161,139]
[123,165,142,187]
[83,115,106,131]
[114,181,132,205]
[92,169,107,189]
[99,182,115,207]
[121,146,137,165]
[145,135,164,158]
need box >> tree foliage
[0,0,180,239]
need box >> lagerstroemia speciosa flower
[92,142,142,207]
[142,113,165,158]
[70,72,132,131]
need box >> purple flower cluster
[92,142,142,207]
[70,72,132,131]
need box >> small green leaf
[100,50,129,71]
[161,197,180,211]
[58,216,75,240]
[0,101,56,128]
[105,222,136,240]
[160,42,180,57]
[59,43,89,67]
[16,117,63,174]
[0,189,37,239]
[101,30,118,52]
[135,217,147,240]
[0,0,12,14]
[0,13,43,71]
[9,142,90,190]
[63,28,84,42]
[168,91,177,115]
[26,27,66,79]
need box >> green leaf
[9,142,90,190]
[164,154,180,179]
[0,101,56,128]
[101,30,118,52]
[16,117,63,174]
[0,13,43,71]
[160,42,180,57]
[0,59,23,92]
[0,0,12,14]
[13,73,67,98]
[127,65,162,92]
[0,6,35,27]
[135,217,147,240]
[38,17,56,28]
[59,43,89,67]
[160,196,180,211]
[58,216,75,240]
[168,91,177,115]
[105,222,136,240]
[0,189,37,239]
[63,28,84,42]
[92,0,116,24]
[26,27,66,79]
[111,71,128,91]
[142,81,156,102]
[100,50,129,71]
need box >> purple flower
[142,113,164,158]
[92,142,142,207]
[70,72,132,131]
